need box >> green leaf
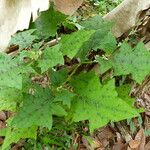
[0,87,22,111]
[32,5,67,38]
[38,45,64,73]
[70,73,139,132]
[80,15,113,30]
[83,30,116,54]
[60,30,94,58]
[99,32,117,53]
[113,42,150,83]
[49,68,68,87]
[0,53,33,89]
[80,15,116,53]
[2,127,37,150]
[77,16,116,59]
[11,87,66,129]
[116,84,135,106]
[96,57,113,74]
[116,84,144,113]
[10,29,38,50]
[0,128,7,137]
[54,90,75,108]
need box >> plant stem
[61,61,95,86]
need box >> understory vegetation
[90,0,122,14]
[1,1,150,149]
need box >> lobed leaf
[97,42,150,83]
[70,72,139,132]
[54,90,75,108]
[49,68,68,87]
[80,15,113,30]
[10,29,38,50]
[0,87,22,111]
[0,53,33,89]
[32,6,67,38]
[60,30,94,58]
[112,42,150,83]
[2,127,37,150]
[96,57,113,74]
[11,87,66,129]
[77,16,116,60]
[116,84,135,106]
[38,45,64,73]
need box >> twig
[115,122,132,143]
[44,37,61,48]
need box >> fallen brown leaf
[128,128,146,150]
[0,111,6,121]
[0,121,6,129]
[113,143,128,150]
[129,140,140,149]
[145,141,150,150]
[135,128,145,150]
[127,146,132,150]
[95,126,114,148]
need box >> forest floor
[1,0,150,150]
